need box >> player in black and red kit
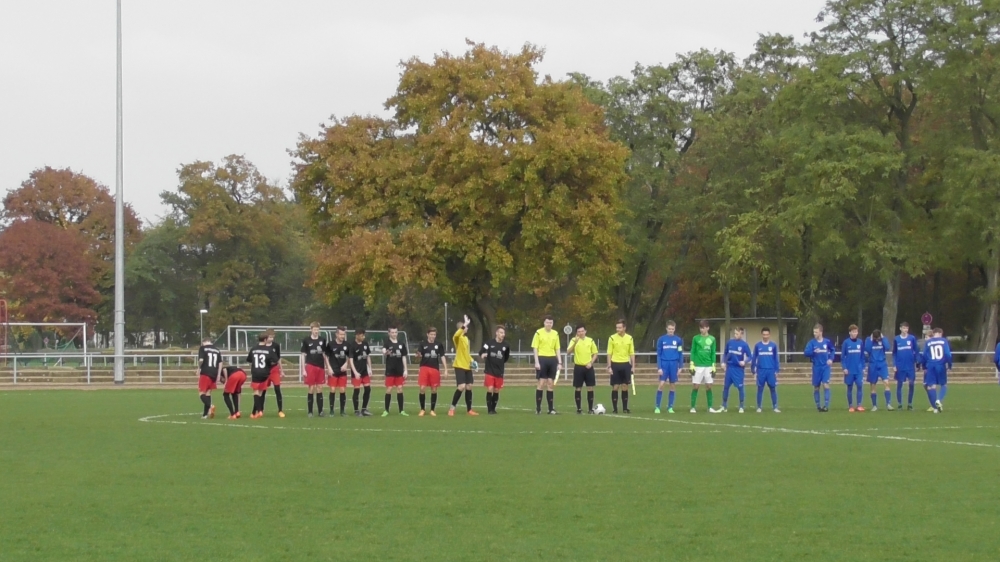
[480,325,511,415]
[197,337,223,419]
[300,321,332,417]
[325,326,350,416]
[382,326,409,416]
[415,327,448,416]
[222,364,247,419]
[349,329,374,416]
[263,330,285,417]
[248,333,279,419]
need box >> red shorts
[224,371,247,394]
[352,375,372,388]
[418,366,441,388]
[251,380,270,392]
[304,364,325,386]
[484,374,504,389]
[328,374,347,389]
[198,374,217,393]
[268,365,282,386]
[385,375,405,388]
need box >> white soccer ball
[594,404,606,415]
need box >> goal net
[221,325,411,356]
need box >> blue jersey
[921,337,953,370]
[892,335,919,371]
[804,338,834,367]
[752,341,780,374]
[994,342,1000,371]
[656,335,684,364]
[724,339,752,373]
[864,336,890,365]
[841,338,865,374]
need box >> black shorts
[610,362,633,386]
[572,365,596,388]
[536,357,559,379]
[455,368,473,386]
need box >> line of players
[192,318,959,420]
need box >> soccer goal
[5,322,88,355]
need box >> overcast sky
[1,0,827,222]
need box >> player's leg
[618,365,629,414]
[545,374,555,414]
[612,382,620,413]
[736,377,745,411]
[768,373,779,411]
[690,368,703,413]
[667,372,677,412]
[822,379,831,411]
[450,380,465,415]
[223,392,235,416]
[656,377,666,412]
[939,382,948,403]
[419,384,427,414]
[868,377,878,409]
[756,373,766,412]
[535,368,545,414]
[574,385,582,413]
[722,372,732,411]
[338,386,347,416]
[383,377,394,416]
[895,372,904,408]
[361,379,372,415]
[465,371,477,414]
[352,377,362,415]
[882,375,893,410]
[430,380,440,416]
[396,384,407,415]
[907,372,915,409]
[200,391,213,419]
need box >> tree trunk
[880,272,900,339]
[749,268,758,318]
[472,297,498,351]
[973,248,999,362]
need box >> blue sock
[896,380,903,405]
[847,387,853,406]
[757,386,764,408]
[907,383,914,406]
[814,389,820,407]
[927,386,938,406]
[656,390,663,408]
[722,383,730,408]
[668,390,675,408]
[823,388,830,407]
[770,387,778,408]
[855,384,863,406]
[738,386,745,408]
[884,390,892,406]
[940,385,948,401]
[871,392,877,407]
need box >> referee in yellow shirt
[567,324,599,414]
[607,319,636,414]
[532,315,562,414]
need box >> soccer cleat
[257,411,264,418]
[355,411,362,417]
[887,404,894,411]
[577,409,583,415]
[588,409,596,414]
[318,410,326,418]
[927,406,936,412]
[362,409,374,417]
[235,411,242,419]
[709,408,721,414]
[667,408,675,414]
[897,404,904,410]
[690,408,697,414]
[429,410,437,417]
[623,409,630,414]
[935,400,943,411]
[548,410,558,415]
[536,409,541,415]
[738,407,745,414]
[308,413,313,418]
[419,410,425,417]
[340,411,346,417]
[612,410,618,415]
[871,406,878,412]
[381,411,389,417]
[756,408,762,413]
[399,411,409,417]
[201,415,208,419]
[467,410,479,416]
[907,405,913,411]
[278,411,286,418]
[227,414,236,420]
[849,407,855,413]
[856,406,866,412]
[208,405,216,419]
[720,407,728,413]
[448,409,456,417]
[773,408,781,413]
[654,407,661,414]
[932,408,939,414]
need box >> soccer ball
[594,404,606,415]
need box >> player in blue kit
[655,320,684,414]
[804,324,833,412]
[892,322,919,410]
[841,325,866,412]
[864,330,894,411]
[751,327,780,413]
[994,340,1000,384]
[720,327,752,413]
[920,328,951,413]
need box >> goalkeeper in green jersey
[689,319,718,413]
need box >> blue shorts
[894,369,916,382]
[724,367,745,387]
[924,366,947,386]
[843,371,863,386]
[866,363,889,384]
[756,370,777,387]
[811,365,831,386]
[658,361,680,383]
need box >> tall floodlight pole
[113,0,125,384]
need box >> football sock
[940,384,948,401]
[722,383,730,407]
[927,386,938,406]
[329,392,336,413]
[200,394,211,416]
[846,387,853,406]
[738,386,745,407]
[536,389,543,411]
[855,384,862,406]
[419,393,426,411]
[261,389,267,412]
[907,382,915,405]
[465,389,473,411]
[575,389,582,411]
[870,392,877,407]
[884,390,892,406]
[668,390,675,408]
[546,390,554,411]
[274,385,283,412]
[233,393,240,413]
[486,392,494,412]
[691,389,699,408]
[431,392,438,411]
[587,390,594,410]
[655,389,663,408]
[362,386,371,409]
[823,388,830,407]
[621,391,628,411]
[252,394,261,414]
[352,388,360,411]
[896,380,904,405]
[397,393,404,412]
[223,393,234,415]
[453,389,463,407]
[612,390,619,411]
[494,392,501,411]
[384,393,392,412]
[813,389,820,407]
[769,387,778,408]
[706,389,714,409]
[307,393,315,414]
[339,392,347,413]
[758,386,765,409]
[316,392,323,413]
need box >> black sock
[201,394,211,416]
[487,392,495,412]
[339,392,347,413]
[452,389,462,407]
[307,393,314,414]
[493,391,500,411]
[261,389,267,412]
[419,393,426,411]
[233,393,240,413]
[622,391,629,410]
[535,389,543,411]
[397,392,404,412]
[223,393,234,415]
[362,386,371,409]
[612,390,619,411]
[465,389,473,411]
[274,385,284,412]
[587,390,594,410]
[385,393,392,412]
[329,392,336,413]
[252,394,261,414]
[316,392,323,413]
[546,390,554,412]
[431,392,438,411]
[353,388,360,411]
[574,389,582,411]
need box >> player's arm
[567,336,578,353]
[402,344,409,378]
[480,343,489,360]
[628,339,635,369]
[245,349,254,365]
[606,340,613,372]
[711,339,717,372]
[803,340,814,358]
[840,341,849,374]
[366,351,373,375]
[826,340,834,366]
[441,353,448,372]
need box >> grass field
[2,384,1000,561]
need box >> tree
[0,220,101,325]
[293,42,628,345]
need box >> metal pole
[158,355,162,384]
[12,356,16,384]
[199,312,204,342]
[444,303,448,335]
[113,0,125,385]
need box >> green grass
[2,384,1000,561]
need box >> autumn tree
[293,42,628,344]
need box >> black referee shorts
[536,357,559,379]
[454,368,473,386]
[610,362,633,386]
[572,365,596,388]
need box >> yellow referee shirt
[571,337,598,366]
[531,328,560,357]
[452,328,471,370]
[607,333,635,363]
